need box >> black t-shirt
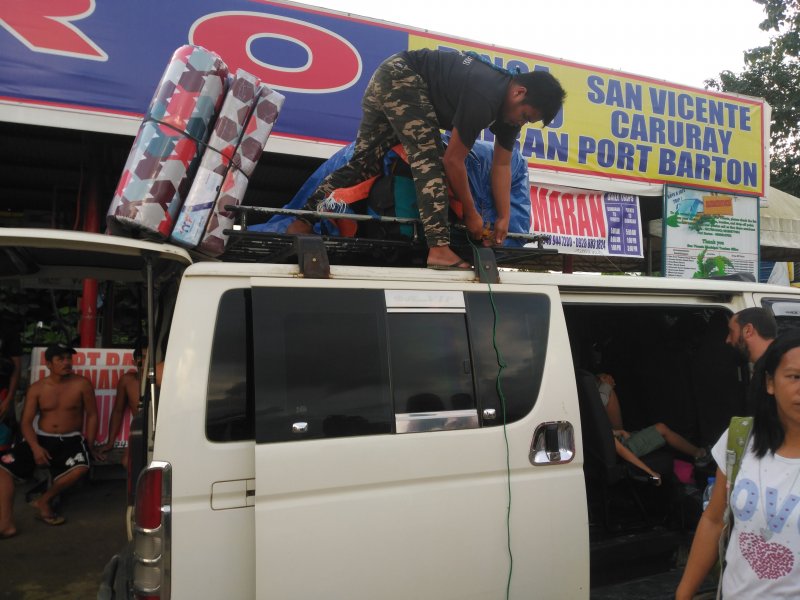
[400,49,520,151]
[0,327,22,390]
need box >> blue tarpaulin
[251,136,530,246]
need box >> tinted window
[388,313,474,413]
[206,289,253,442]
[761,298,800,335]
[465,292,550,424]
[252,288,392,443]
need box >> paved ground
[0,465,713,600]
[1,467,127,600]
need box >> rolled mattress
[106,45,228,239]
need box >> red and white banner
[529,185,644,258]
[31,347,135,447]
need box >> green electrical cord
[468,238,513,599]
[488,279,513,600]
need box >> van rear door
[0,228,192,283]
[249,277,587,599]
[0,227,192,502]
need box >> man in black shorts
[288,48,566,269]
[0,343,97,536]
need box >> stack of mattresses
[107,46,286,255]
[171,70,285,256]
[107,45,228,239]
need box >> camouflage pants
[306,54,450,247]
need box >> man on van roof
[726,307,777,415]
[287,48,566,270]
[0,343,98,535]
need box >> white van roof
[0,228,192,285]
[181,260,800,297]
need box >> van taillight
[133,461,171,600]
[135,469,163,529]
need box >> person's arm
[20,385,49,465]
[155,362,164,389]
[489,140,512,246]
[99,376,128,455]
[614,438,660,484]
[0,389,9,420]
[443,129,483,239]
[0,356,21,420]
[605,387,625,431]
[6,355,20,408]
[676,467,728,599]
[82,379,99,454]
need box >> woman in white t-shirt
[677,329,800,599]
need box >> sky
[309,0,772,89]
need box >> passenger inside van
[597,373,711,469]
[566,304,746,544]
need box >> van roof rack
[221,205,557,272]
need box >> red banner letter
[0,0,107,61]
[190,12,362,93]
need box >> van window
[250,288,550,441]
[761,298,800,334]
[252,288,393,443]
[465,292,550,425]
[389,312,478,433]
[206,289,253,442]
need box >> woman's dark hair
[753,329,800,457]
[513,71,566,127]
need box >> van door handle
[292,422,308,434]
[545,423,560,461]
[529,421,575,466]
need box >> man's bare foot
[29,497,53,518]
[427,245,472,269]
[29,498,65,525]
[286,219,313,234]
[0,526,16,539]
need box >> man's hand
[485,216,509,246]
[598,373,616,387]
[613,429,630,441]
[463,210,484,240]
[31,445,51,466]
[93,444,111,462]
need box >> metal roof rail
[222,205,557,270]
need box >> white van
[3,228,800,599]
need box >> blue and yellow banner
[418,36,765,196]
[0,0,766,196]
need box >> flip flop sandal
[427,259,472,271]
[36,513,65,526]
[0,529,17,539]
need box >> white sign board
[662,186,759,280]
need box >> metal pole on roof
[563,254,574,274]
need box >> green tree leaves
[706,0,800,196]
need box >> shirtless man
[0,343,98,536]
[97,347,142,466]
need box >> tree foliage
[706,0,800,196]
